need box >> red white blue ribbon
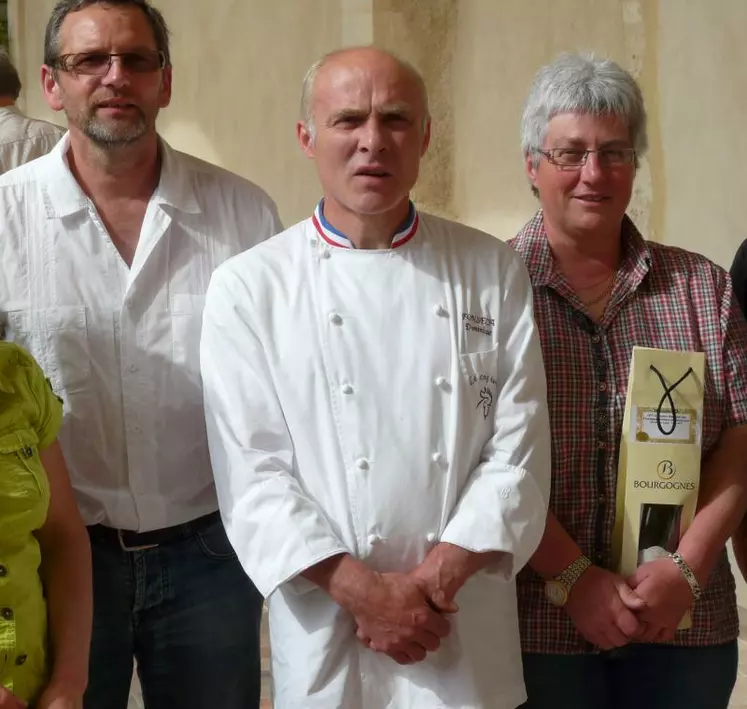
[311,199,419,249]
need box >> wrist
[669,551,702,601]
[544,554,593,607]
[421,543,488,598]
[45,672,87,697]
[304,554,378,613]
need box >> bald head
[300,47,430,141]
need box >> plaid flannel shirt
[510,210,747,654]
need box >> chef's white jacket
[201,209,551,709]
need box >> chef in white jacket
[200,47,551,709]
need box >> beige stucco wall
[9,0,747,270]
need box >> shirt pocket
[170,294,206,367]
[458,347,500,452]
[6,306,91,394]
[0,428,48,525]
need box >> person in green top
[0,342,91,708]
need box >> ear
[41,64,64,112]
[419,119,431,156]
[297,120,315,159]
[525,154,539,189]
[158,64,173,109]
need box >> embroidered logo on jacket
[462,312,495,337]
[477,387,493,419]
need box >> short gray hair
[0,48,21,100]
[300,47,430,141]
[44,0,171,68]
[521,53,648,168]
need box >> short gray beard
[80,111,149,148]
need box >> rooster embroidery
[477,386,493,420]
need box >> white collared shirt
[0,134,281,531]
[0,106,65,173]
[202,212,551,708]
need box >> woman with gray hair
[510,53,747,708]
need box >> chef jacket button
[367,534,379,545]
[432,452,446,466]
[426,532,437,544]
[329,313,343,326]
[435,376,450,391]
[320,249,331,260]
[355,458,370,471]
[433,304,448,317]
[14,654,26,666]
[341,383,354,395]
[1,607,13,620]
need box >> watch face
[544,581,569,607]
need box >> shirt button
[15,654,26,666]
[433,304,448,317]
[598,495,606,505]
[591,334,601,344]
[598,382,608,392]
[329,313,343,326]
[0,565,7,577]
[1,607,13,620]
[426,532,437,543]
[341,383,354,395]
[355,458,370,471]
[320,249,331,260]
[367,534,379,545]
[432,452,446,466]
[597,441,606,449]
[128,364,138,373]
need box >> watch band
[669,552,702,601]
[556,554,593,588]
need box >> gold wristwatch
[544,555,593,607]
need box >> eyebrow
[325,108,366,126]
[326,103,416,126]
[377,102,415,117]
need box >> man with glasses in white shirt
[0,1,281,708]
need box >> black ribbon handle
[648,364,695,436]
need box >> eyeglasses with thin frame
[538,147,637,168]
[52,50,166,76]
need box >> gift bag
[612,346,705,629]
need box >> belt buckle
[117,529,158,552]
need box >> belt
[87,510,222,552]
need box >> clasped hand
[566,559,694,650]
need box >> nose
[580,151,604,181]
[358,116,386,154]
[101,56,130,87]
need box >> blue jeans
[83,514,264,709]
[521,642,738,709]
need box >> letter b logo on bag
[657,460,676,480]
